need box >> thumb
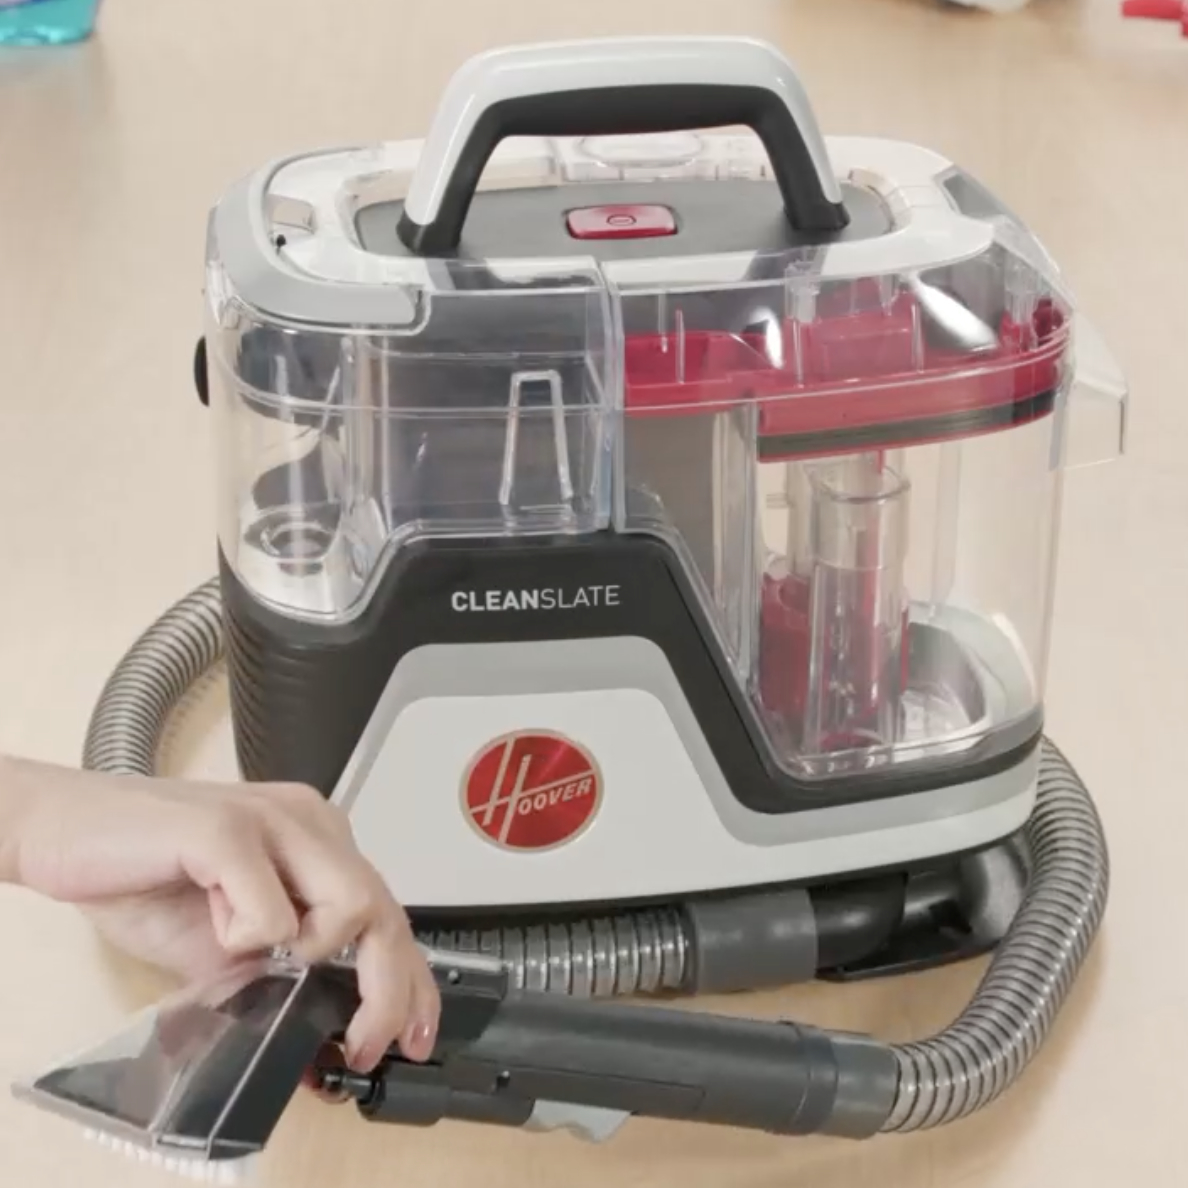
[182,814,302,956]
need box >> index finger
[343,911,429,1072]
[248,804,441,1061]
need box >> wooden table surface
[1,0,1185,1184]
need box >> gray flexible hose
[81,579,1108,1133]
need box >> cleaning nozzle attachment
[11,956,356,1173]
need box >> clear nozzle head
[10,957,354,1169]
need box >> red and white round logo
[462,730,602,852]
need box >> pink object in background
[1121,0,1188,35]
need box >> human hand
[0,756,439,1073]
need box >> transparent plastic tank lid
[244,129,1013,322]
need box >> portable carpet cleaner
[11,36,1128,1183]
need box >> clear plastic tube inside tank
[802,453,911,762]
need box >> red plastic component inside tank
[757,571,811,730]
[622,284,1068,454]
[757,568,912,754]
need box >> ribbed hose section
[419,911,689,996]
[881,737,1108,1132]
[81,580,1109,1132]
[82,579,224,776]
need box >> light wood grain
[1,0,1185,1184]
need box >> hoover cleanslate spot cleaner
[13,36,1127,1182]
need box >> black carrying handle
[397,37,849,256]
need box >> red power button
[566,205,676,240]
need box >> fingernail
[343,1025,370,1072]
[344,1039,375,1073]
[402,1019,436,1062]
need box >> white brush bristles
[81,1129,259,1184]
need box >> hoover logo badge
[462,731,602,851]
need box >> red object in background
[1121,0,1188,34]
